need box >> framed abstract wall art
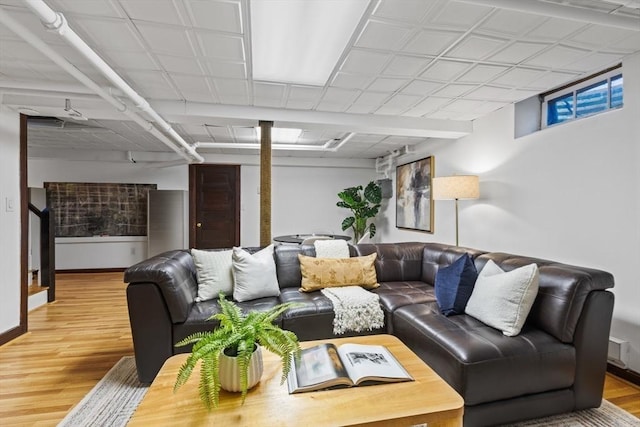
[396,156,434,233]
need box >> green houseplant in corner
[337,181,382,243]
[173,295,300,409]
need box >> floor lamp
[432,175,479,246]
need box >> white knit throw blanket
[321,286,384,335]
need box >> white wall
[0,101,21,335]
[28,155,376,267]
[379,52,640,373]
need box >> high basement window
[541,65,623,128]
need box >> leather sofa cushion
[393,303,576,406]
[277,288,385,340]
[476,253,614,343]
[355,242,426,282]
[373,281,435,313]
[421,243,487,286]
[173,296,282,347]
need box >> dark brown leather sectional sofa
[124,242,614,427]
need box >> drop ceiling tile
[157,55,203,74]
[213,78,249,104]
[569,26,636,48]
[491,68,547,88]
[563,52,626,72]
[52,0,122,17]
[123,70,180,98]
[446,35,508,60]
[489,42,549,64]
[347,92,391,114]
[203,60,246,79]
[355,20,413,51]
[427,109,465,120]
[0,40,52,61]
[253,82,286,100]
[136,24,194,56]
[403,30,464,56]
[434,83,477,97]
[120,0,184,25]
[383,55,433,77]
[529,71,581,90]
[77,19,144,51]
[321,87,360,104]
[254,96,283,108]
[331,73,375,90]
[615,32,640,52]
[525,18,587,41]
[384,136,426,146]
[373,0,434,23]
[441,99,486,113]
[375,94,421,115]
[171,75,211,93]
[467,85,515,101]
[478,10,545,37]
[197,32,245,61]
[105,50,158,71]
[405,96,452,117]
[186,0,243,33]
[421,60,472,81]
[526,45,591,68]
[341,50,392,75]
[288,85,323,102]
[428,2,492,29]
[458,64,509,83]
[367,77,408,92]
[401,80,442,96]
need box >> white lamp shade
[432,175,479,200]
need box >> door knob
[196,222,202,228]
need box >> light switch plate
[6,197,15,212]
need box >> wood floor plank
[0,272,638,425]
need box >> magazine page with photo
[337,344,412,384]
[287,343,412,393]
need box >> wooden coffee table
[128,334,463,426]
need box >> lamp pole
[454,198,459,247]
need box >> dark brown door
[189,164,240,249]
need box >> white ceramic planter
[219,345,264,392]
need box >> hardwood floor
[0,272,638,426]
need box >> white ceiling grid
[0,0,638,159]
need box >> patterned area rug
[57,356,148,427]
[59,356,639,427]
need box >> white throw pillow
[314,239,349,259]
[232,245,280,302]
[465,259,539,337]
[191,249,233,302]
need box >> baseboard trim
[56,268,126,274]
[607,363,640,386]
[0,324,27,346]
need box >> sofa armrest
[124,250,197,323]
[572,290,614,409]
[126,282,174,383]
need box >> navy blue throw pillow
[435,253,478,316]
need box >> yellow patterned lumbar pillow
[298,253,379,292]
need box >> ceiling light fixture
[255,127,302,143]
[195,132,355,152]
[250,0,369,86]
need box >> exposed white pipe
[454,0,640,31]
[19,0,203,162]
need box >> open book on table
[287,343,413,394]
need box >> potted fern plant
[173,295,300,409]
[337,181,382,243]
